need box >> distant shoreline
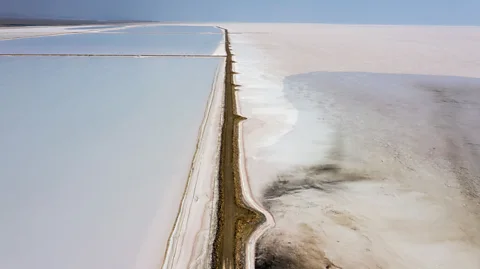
[0,17,150,27]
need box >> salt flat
[220,23,480,268]
[2,22,480,269]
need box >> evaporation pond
[110,25,222,34]
[0,31,222,55]
[68,25,120,30]
[0,56,222,269]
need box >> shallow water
[68,25,119,30]
[0,31,222,55]
[111,25,221,34]
[0,56,222,269]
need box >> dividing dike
[211,29,265,269]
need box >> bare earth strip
[211,28,265,269]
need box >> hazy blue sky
[2,0,480,25]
